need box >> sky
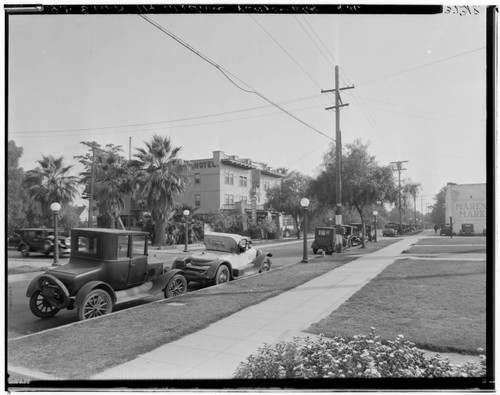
[6,4,489,209]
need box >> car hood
[189,251,229,266]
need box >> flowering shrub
[234,328,486,379]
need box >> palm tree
[76,142,133,228]
[24,155,78,224]
[403,181,421,229]
[132,135,190,246]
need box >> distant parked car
[17,228,70,257]
[439,224,456,236]
[382,224,398,237]
[311,227,336,255]
[26,228,187,321]
[172,232,272,285]
[8,232,21,249]
[459,223,475,236]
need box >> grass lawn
[306,257,486,355]
[8,239,397,380]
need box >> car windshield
[204,235,240,253]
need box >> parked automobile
[349,223,373,243]
[459,223,475,236]
[8,232,21,249]
[26,228,187,321]
[311,227,336,255]
[342,225,356,247]
[382,224,398,237]
[439,224,456,236]
[17,228,70,257]
[171,232,272,285]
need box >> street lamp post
[50,202,61,266]
[373,210,378,242]
[300,198,310,263]
[183,209,190,252]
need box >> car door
[126,235,148,286]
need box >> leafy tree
[265,170,312,239]
[430,186,447,226]
[7,141,30,234]
[310,140,398,247]
[24,155,78,225]
[75,142,133,228]
[131,135,189,246]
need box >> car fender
[74,281,117,309]
[147,269,185,296]
[26,273,71,308]
[206,259,232,279]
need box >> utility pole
[390,161,408,233]
[128,136,132,230]
[321,65,354,252]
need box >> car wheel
[164,274,187,298]
[20,244,29,257]
[215,265,230,285]
[259,259,271,273]
[77,289,113,321]
[43,241,52,255]
[29,291,60,318]
[312,249,318,254]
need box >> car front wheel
[215,265,230,285]
[164,274,187,298]
[77,289,113,321]
[29,291,60,318]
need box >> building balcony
[222,203,265,211]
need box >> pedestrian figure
[434,225,438,235]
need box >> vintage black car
[382,223,398,237]
[172,233,272,285]
[459,223,475,236]
[440,223,456,236]
[17,228,70,257]
[26,228,187,321]
[311,227,336,255]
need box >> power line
[358,46,486,86]
[139,14,334,143]
[11,93,325,136]
[250,15,323,91]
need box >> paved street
[7,239,307,338]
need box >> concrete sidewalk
[93,235,424,380]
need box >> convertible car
[171,232,272,285]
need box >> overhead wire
[138,14,335,143]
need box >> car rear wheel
[20,244,29,257]
[259,259,271,273]
[29,291,60,318]
[215,265,230,285]
[164,274,187,298]
[77,289,113,321]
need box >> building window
[194,173,200,184]
[264,181,270,191]
[225,194,234,205]
[195,194,201,207]
[239,176,247,187]
[225,172,234,185]
[241,196,248,204]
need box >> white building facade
[444,182,486,234]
